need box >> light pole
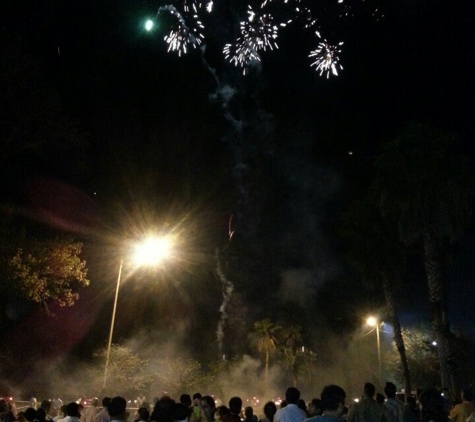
[102,257,124,391]
[367,316,382,380]
[102,236,172,391]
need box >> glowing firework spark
[156,4,204,56]
[309,35,343,78]
[224,6,279,73]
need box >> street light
[102,236,172,391]
[366,316,383,380]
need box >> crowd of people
[1,383,475,422]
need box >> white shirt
[274,404,307,422]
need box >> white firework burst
[158,5,205,56]
[309,36,343,77]
[223,40,261,75]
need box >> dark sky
[1,0,475,381]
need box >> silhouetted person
[96,398,111,422]
[402,396,419,422]
[40,401,54,422]
[384,382,404,422]
[221,398,242,422]
[151,396,176,422]
[303,384,346,422]
[173,404,189,422]
[107,398,127,422]
[260,402,277,422]
[244,407,258,422]
[274,388,307,422]
[216,406,230,421]
[419,388,449,422]
[347,383,388,422]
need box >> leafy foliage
[151,356,214,398]
[93,344,149,396]
[4,236,89,308]
[385,324,440,389]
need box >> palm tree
[279,324,303,387]
[252,318,281,390]
[341,197,412,400]
[374,122,473,395]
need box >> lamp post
[102,236,172,391]
[367,316,382,380]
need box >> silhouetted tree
[341,196,412,400]
[374,122,474,395]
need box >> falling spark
[309,35,343,78]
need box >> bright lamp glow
[366,316,377,327]
[132,236,172,266]
[145,20,154,31]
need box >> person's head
[91,398,99,407]
[320,385,346,414]
[384,382,397,399]
[102,397,112,408]
[297,400,306,412]
[24,408,37,422]
[151,396,176,422]
[462,388,474,402]
[173,404,188,422]
[244,407,253,419]
[306,399,321,417]
[285,387,300,405]
[363,383,376,398]
[180,395,192,408]
[228,397,242,415]
[376,394,385,404]
[36,408,47,422]
[107,397,127,420]
[67,402,80,418]
[60,405,68,416]
[217,406,230,419]
[419,388,446,422]
[201,396,216,421]
[263,402,277,421]
[192,394,202,406]
[40,401,52,413]
[138,407,151,421]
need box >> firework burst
[309,35,343,78]
[224,6,279,73]
[157,4,205,56]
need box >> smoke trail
[215,245,234,357]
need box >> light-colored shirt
[385,398,405,422]
[96,408,110,422]
[274,404,307,422]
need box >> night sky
[1,0,475,395]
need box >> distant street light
[102,236,172,391]
[366,316,383,380]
